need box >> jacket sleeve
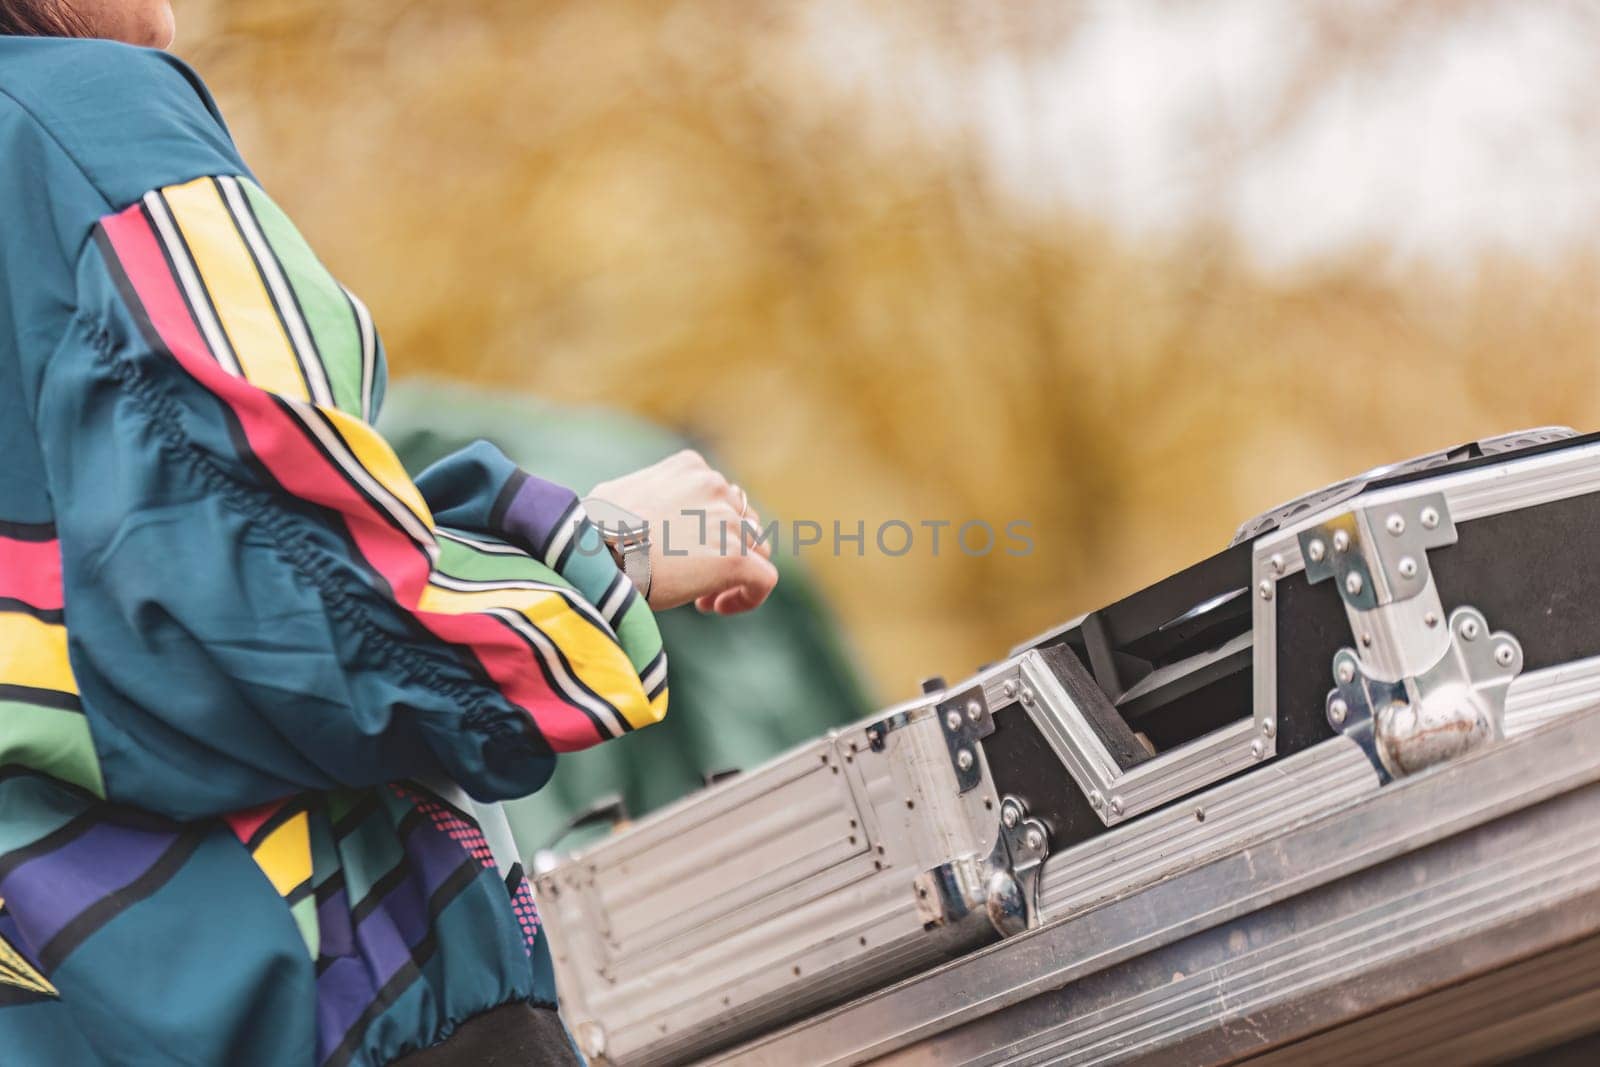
[25,168,668,821]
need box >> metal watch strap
[620,541,651,601]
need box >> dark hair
[0,0,88,37]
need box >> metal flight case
[536,426,1600,1066]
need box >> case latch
[1303,496,1524,777]
[912,795,1048,939]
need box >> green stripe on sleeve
[289,893,320,959]
[613,597,664,674]
[238,179,365,416]
[0,700,105,799]
[434,535,575,589]
[433,529,667,695]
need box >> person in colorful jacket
[0,3,780,1064]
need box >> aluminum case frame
[708,697,1600,1066]
[535,699,1021,1066]
[540,432,1600,1066]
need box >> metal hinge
[1303,496,1524,777]
[913,795,1049,939]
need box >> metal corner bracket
[1297,494,1526,777]
[913,795,1049,940]
[1325,606,1522,779]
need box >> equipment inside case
[537,426,1600,1067]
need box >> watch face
[582,497,648,543]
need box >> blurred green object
[381,378,872,857]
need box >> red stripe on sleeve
[0,537,63,612]
[223,799,287,845]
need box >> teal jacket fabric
[0,38,667,1065]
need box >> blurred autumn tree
[177,0,1600,701]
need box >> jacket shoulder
[0,38,247,210]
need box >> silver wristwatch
[582,497,652,600]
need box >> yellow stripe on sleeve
[647,688,669,727]
[252,811,313,895]
[0,614,77,695]
[0,924,57,997]
[322,407,435,532]
[418,584,657,726]
[162,177,311,402]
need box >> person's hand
[588,450,778,615]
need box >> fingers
[693,549,779,615]
[670,449,746,515]
[735,501,772,560]
[694,497,768,559]
[697,469,731,497]
[671,448,709,470]
[741,521,773,560]
[713,586,762,615]
[724,552,779,614]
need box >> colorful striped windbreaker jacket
[0,38,668,1065]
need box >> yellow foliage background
[177,0,1600,703]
